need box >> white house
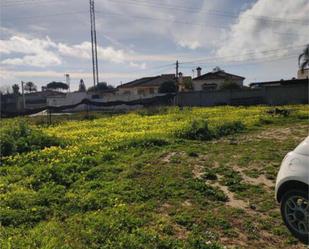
[192,67,245,91]
[117,74,175,95]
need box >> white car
[275,136,309,244]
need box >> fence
[1,84,308,118]
[174,84,308,107]
[1,94,176,118]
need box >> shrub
[0,122,63,157]
[177,120,214,140]
[0,134,16,157]
[158,80,177,93]
[0,207,49,226]
[214,121,245,138]
[116,137,169,150]
[177,120,245,141]
[202,170,218,180]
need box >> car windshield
[294,136,309,156]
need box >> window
[202,83,217,91]
[149,88,155,94]
[138,89,145,95]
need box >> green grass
[0,105,308,249]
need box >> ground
[0,105,308,249]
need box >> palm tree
[12,84,20,95]
[24,82,37,93]
[79,79,86,92]
[298,44,309,72]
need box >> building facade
[192,67,245,91]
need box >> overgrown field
[0,105,308,249]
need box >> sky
[0,0,308,91]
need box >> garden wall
[174,83,308,107]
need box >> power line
[106,0,309,25]
[3,0,308,25]
[2,7,308,38]
[179,45,307,65]
[180,53,299,68]
[95,11,308,37]
[1,10,88,21]
[1,0,67,7]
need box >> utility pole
[89,0,99,87]
[176,60,179,78]
[21,81,26,110]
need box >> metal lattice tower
[89,0,99,87]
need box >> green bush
[214,121,245,138]
[0,207,49,226]
[116,137,169,150]
[202,169,218,180]
[0,122,63,157]
[177,120,245,141]
[0,134,16,157]
[177,120,214,140]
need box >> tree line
[3,79,115,95]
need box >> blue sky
[0,0,308,91]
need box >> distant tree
[212,66,224,73]
[158,81,178,93]
[184,78,193,90]
[12,84,20,95]
[46,82,69,91]
[220,81,241,90]
[24,82,37,93]
[298,44,309,72]
[78,79,86,92]
[88,82,114,92]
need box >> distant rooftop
[250,78,308,88]
[118,74,176,88]
[193,70,245,81]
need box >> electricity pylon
[89,0,99,87]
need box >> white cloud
[0,35,57,54]
[0,35,61,67]
[216,0,309,61]
[98,46,125,63]
[2,52,61,67]
[129,62,146,69]
[58,42,125,63]
[0,33,179,70]
[178,40,201,50]
[57,42,92,59]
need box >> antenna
[89,0,99,87]
[65,74,70,92]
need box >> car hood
[294,136,309,156]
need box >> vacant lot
[0,105,308,249]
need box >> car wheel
[280,189,309,244]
